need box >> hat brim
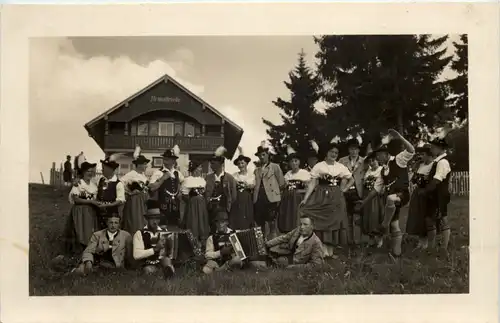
[161,154,179,160]
[233,156,251,165]
[210,156,225,163]
[133,158,151,165]
[144,210,162,218]
[286,153,301,161]
[100,160,120,169]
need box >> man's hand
[84,261,93,275]
[354,200,364,213]
[220,245,233,256]
[153,241,164,254]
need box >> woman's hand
[299,199,307,207]
[84,261,93,275]
[354,200,364,212]
[388,129,402,140]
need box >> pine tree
[263,49,322,166]
[315,35,453,146]
[446,34,468,121]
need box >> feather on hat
[233,146,251,165]
[210,145,227,163]
[101,152,125,170]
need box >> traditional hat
[210,146,227,164]
[188,160,202,173]
[214,210,229,223]
[285,145,300,161]
[346,138,361,149]
[79,161,97,174]
[429,125,451,148]
[327,136,341,151]
[373,132,392,154]
[132,145,150,165]
[161,145,180,160]
[233,146,251,165]
[308,140,320,157]
[253,160,261,167]
[100,153,124,170]
[144,199,161,218]
[364,151,377,163]
[416,144,432,154]
[255,140,275,156]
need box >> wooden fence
[49,162,470,196]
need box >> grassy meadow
[29,183,469,295]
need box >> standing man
[374,129,415,257]
[253,141,285,239]
[338,138,365,245]
[63,155,73,187]
[96,154,126,229]
[148,146,184,230]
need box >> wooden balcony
[104,134,224,152]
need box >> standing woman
[278,146,311,234]
[299,140,355,257]
[181,160,210,243]
[354,152,384,248]
[120,146,150,236]
[406,145,435,249]
[65,159,99,255]
[230,147,255,230]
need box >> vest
[97,177,120,216]
[428,158,451,206]
[381,159,409,194]
[158,171,180,211]
[210,175,227,208]
[212,229,233,264]
[141,227,167,263]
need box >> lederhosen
[141,227,169,266]
[211,229,233,266]
[93,231,118,268]
[158,171,180,226]
[207,176,227,223]
[426,158,451,232]
[381,158,410,222]
[96,177,121,229]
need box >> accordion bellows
[169,230,203,261]
[229,227,267,260]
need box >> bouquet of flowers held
[287,180,305,191]
[411,174,428,188]
[319,173,339,186]
[364,176,376,191]
[128,180,149,193]
[189,187,205,197]
[236,181,247,192]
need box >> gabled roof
[84,73,243,132]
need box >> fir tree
[263,49,322,167]
[315,35,453,145]
[446,34,468,121]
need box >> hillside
[29,183,469,295]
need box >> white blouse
[310,161,352,180]
[69,179,98,204]
[120,170,149,193]
[233,171,255,186]
[416,162,434,176]
[180,176,207,195]
[285,169,311,182]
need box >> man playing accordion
[202,211,243,274]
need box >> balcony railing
[104,134,224,152]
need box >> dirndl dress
[64,204,98,255]
[278,180,306,233]
[360,175,384,236]
[183,188,210,242]
[299,177,348,246]
[406,173,430,237]
[230,184,255,230]
[122,188,148,235]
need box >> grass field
[29,183,469,295]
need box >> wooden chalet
[84,74,244,175]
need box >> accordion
[168,230,203,261]
[229,227,267,261]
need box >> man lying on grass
[74,214,132,275]
[265,215,324,269]
[132,200,176,278]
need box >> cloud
[29,38,203,183]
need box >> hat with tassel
[210,145,227,163]
[161,145,180,160]
[285,145,300,161]
[346,137,361,149]
[132,145,150,165]
[233,146,251,165]
[100,152,124,170]
[429,125,451,148]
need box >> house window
[185,122,195,137]
[137,121,149,136]
[159,122,174,136]
[174,122,184,137]
[149,121,159,136]
[130,122,137,135]
[152,157,164,168]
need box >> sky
[29,35,459,183]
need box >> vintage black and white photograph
[28,34,470,296]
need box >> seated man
[132,200,175,278]
[74,214,132,275]
[265,215,324,269]
[202,211,243,274]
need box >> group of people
[58,127,452,279]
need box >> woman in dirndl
[230,147,255,230]
[298,141,355,257]
[406,145,434,249]
[120,151,150,235]
[354,152,384,248]
[181,160,210,243]
[278,146,311,233]
[65,160,99,255]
